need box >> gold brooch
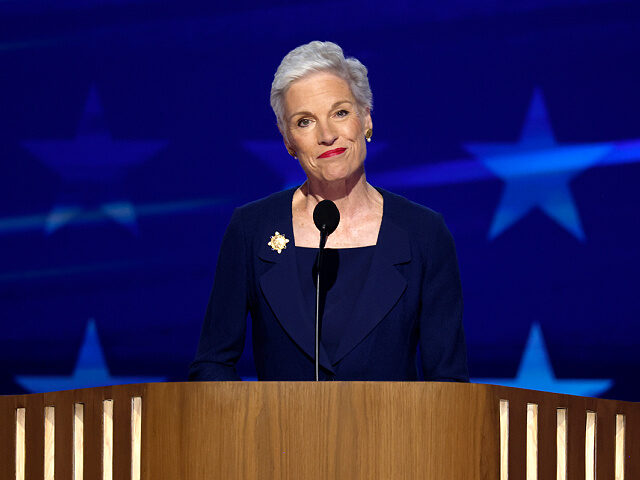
[267,231,290,254]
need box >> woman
[189,41,468,381]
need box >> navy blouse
[295,246,375,363]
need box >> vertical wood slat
[131,397,142,480]
[500,399,509,480]
[615,414,625,480]
[585,411,596,480]
[103,400,114,480]
[44,406,55,480]
[74,404,84,480]
[15,408,26,480]
[557,409,567,480]
[526,403,538,480]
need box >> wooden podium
[1,382,638,479]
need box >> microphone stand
[312,199,340,381]
[315,228,328,381]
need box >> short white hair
[270,41,373,130]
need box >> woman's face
[282,71,372,185]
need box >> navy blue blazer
[188,187,469,381]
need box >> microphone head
[313,200,340,236]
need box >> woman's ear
[285,144,297,158]
[278,125,296,158]
[363,107,373,132]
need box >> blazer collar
[258,188,411,372]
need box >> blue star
[244,140,388,188]
[22,87,167,234]
[372,139,640,190]
[464,89,614,240]
[473,323,613,397]
[15,319,165,393]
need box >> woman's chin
[315,166,361,184]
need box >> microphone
[312,200,340,381]
[313,200,340,245]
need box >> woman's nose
[316,121,338,145]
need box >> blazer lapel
[332,196,412,365]
[258,193,335,374]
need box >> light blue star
[464,89,614,240]
[372,140,640,189]
[244,140,388,188]
[22,87,167,234]
[15,319,165,393]
[473,323,613,397]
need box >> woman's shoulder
[378,188,457,261]
[233,187,296,220]
[378,188,445,231]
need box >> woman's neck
[300,172,381,221]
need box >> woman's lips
[317,147,346,159]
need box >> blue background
[1,0,639,401]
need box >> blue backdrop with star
[1,0,639,401]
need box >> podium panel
[1,382,637,479]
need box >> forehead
[284,71,355,113]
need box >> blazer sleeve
[419,213,469,382]
[188,208,248,381]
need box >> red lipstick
[317,147,346,159]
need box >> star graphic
[15,319,165,393]
[372,140,640,189]
[244,140,388,188]
[473,323,613,397]
[22,87,167,234]
[464,89,614,241]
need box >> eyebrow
[288,100,354,122]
